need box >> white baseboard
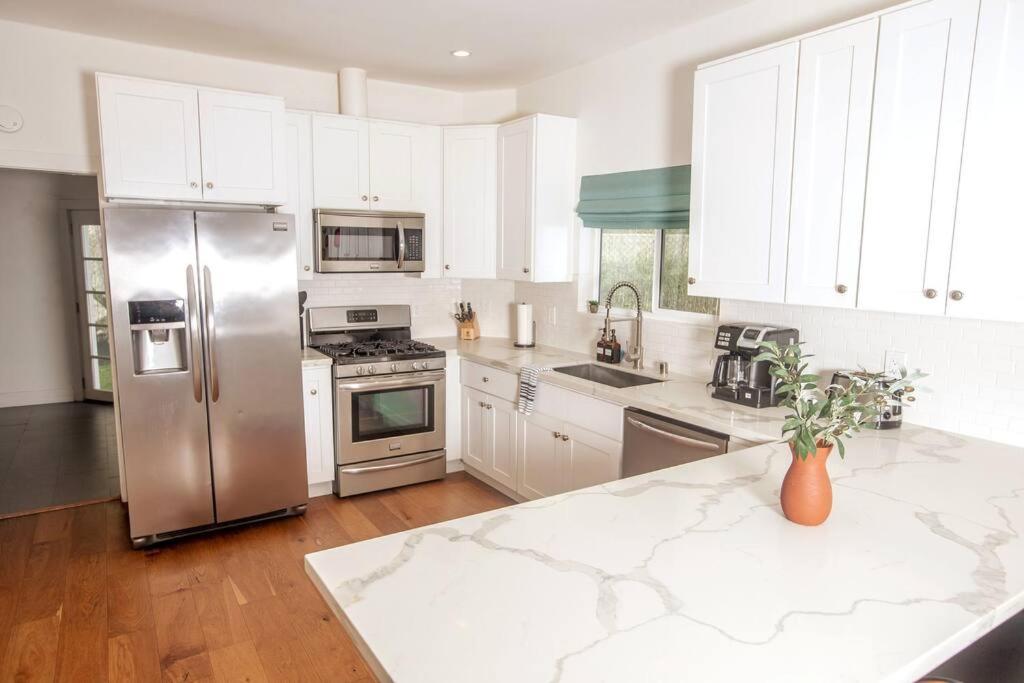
[307,480,333,498]
[445,458,464,474]
[0,387,77,408]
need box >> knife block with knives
[455,302,480,341]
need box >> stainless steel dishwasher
[622,408,730,477]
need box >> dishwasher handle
[626,417,722,451]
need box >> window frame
[579,227,718,325]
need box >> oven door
[315,211,425,273]
[335,370,445,465]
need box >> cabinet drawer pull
[688,276,696,285]
[924,288,937,299]
[190,181,198,189]
[310,388,317,395]
[361,194,369,201]
[523,267,530,274]
[836,284,848,294]
[206,181,214,189]
[485,404,492,410]
[304,265,311,271]
[372,195,380,202]
[479,401,486,407]
[553,432,561,439]
[481,376,489,383]
[561,434,569,441]
[949,290,964,301]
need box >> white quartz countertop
[301,347,333,368]
[421,336,785,442]
[306,426,1024,682]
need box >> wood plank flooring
[0,471,514,682]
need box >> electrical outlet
[884,349,908,377]
[547,304,557,326]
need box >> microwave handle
[397,221,406,269]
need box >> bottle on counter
[610,329,622,364]
[596,330,610,362]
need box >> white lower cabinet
[302,365,335,489]
[517,412,622,501]
[461,386,517,489]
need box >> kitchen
[0,0,1022,681]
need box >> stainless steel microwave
[314,210,425,273]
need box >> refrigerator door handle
[186,265,203,403]
[202,265,220,403]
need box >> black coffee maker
[710,323,800,408]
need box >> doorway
[69,209,113,402]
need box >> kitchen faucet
[603,281,644,370]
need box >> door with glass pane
[70,210,113,401]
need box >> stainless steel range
[306,305,446,497]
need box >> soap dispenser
[596,329,609,362]
[610,329,622,364]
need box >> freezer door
[195,211,307,522]
[104,208,215,538]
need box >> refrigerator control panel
[129,299,185,325]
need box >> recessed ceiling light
[451,49,471,58]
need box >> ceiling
[0,0,755,90]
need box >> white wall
[0,19,516,176]
[0,168,99,407]
[511,0,1024,447]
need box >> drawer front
[460,360,518,402]
[533,383,624,442]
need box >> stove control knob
[391,363,398,372]
[355,367,365,376]
[412,362,422,371]
[422,361,431,370]
[368,366,377,375]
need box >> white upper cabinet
[369,121,416,211]
[312,114,371,210]
[786,19,878,308]
[198,89,286,205]
[281,112,315,279]
[946,0,1024,322]
[96,73,286,205]
[688,42,799,302]
[443,125,497,279]
[96,74,203,202]
[858,0,980,315]
[496,114,575,283]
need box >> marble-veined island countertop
[306,425,1024,682]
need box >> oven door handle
[396,221,406,269]
[337,370,446,392]
[340,452,444,475]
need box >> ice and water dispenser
[128,300,189,374]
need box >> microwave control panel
[405,229,423,261]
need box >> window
[598,228,719,316]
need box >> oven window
[351,386,435,442]
[321,226,398,261]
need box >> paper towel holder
[514,320,536,348]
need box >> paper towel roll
[515,303,534,347]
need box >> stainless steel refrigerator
[105,208,307,547]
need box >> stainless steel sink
[552,363,665,389]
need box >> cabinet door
[497,118,535,281]
[461,387,487,473]
[302,367,334,485]
[946,0,1024,322]
[531,115,576,283]
[485,397,517,490]
[443,126,498,279]
[688,42,799,302]
[197,89,286,205]
[858,0,979,315]
[786,20,877,308]
[369,121,418,211]
[96,74,203,201]
[517,411,564,500]
[282,112,315,279]
[313,114,370,210]
[565,426,621,492]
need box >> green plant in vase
[753,341,925,525]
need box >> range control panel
[346,309,379,324]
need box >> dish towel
[518,365,550,415]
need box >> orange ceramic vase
[780,442,833,526]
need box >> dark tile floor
[0,401,118,516]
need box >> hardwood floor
[0,471,514,682]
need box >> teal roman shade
[576,165,690,229]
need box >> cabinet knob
[687,276,696,285]
[444,265,451,270]
[949,289,964,301]
[482,376,489,383]
[553,432,561,439]
[479,401,486,407]
[485,404,492,410]
[523,267,530,274]
[561,434,569,441]
[836,284,848,294]
[304,265,311,271]
[310,388,317,395]
[924,288,937,299]
[361,194,368,201]
[206,181,214,189]
[190,181,198,189]
[372,195,380,202]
